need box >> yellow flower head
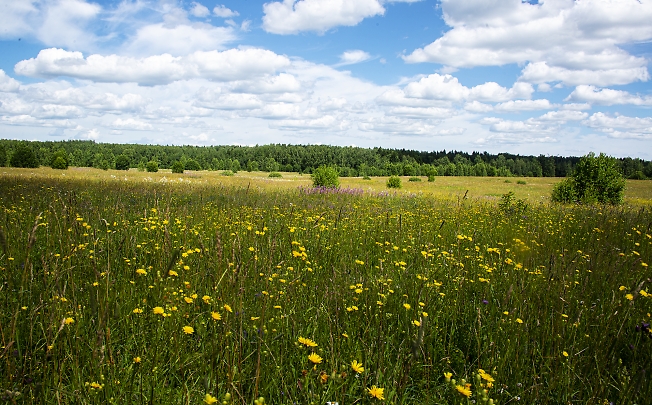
[204,394,218,404]
[478,369,495,383]
[184,297,193,304]
[153,306,165,315]
[211,311,222,321]
[625,293,634,301]
[307,353,322,364]
[403,303,411,310]
[224,304,233,313]
[298,337,318,347]
[136,268,147,275]
[444,372,452,382]
[182,326,194,335]
[133,356,141,364]
[202,295,211,304]
[351,360,364,373]
[64,317,74,325]
[367,385,385,400]
[456,384,472,397]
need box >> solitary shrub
[146,161,159,173]
[387,176,402,189]
[171,161,185,174]
[221,170,234,176]
[363,175,371,180]
[517,180,527,185]
[184,159,201,171]
[427,175,435,182]
[50,149,69,170]
[115,155,130,171]
[268,172,282,178]
[408,176,422,182]
[51,156,68,170]
[10,144,39,168]
[311,166,340,188]
[552,152,625,204]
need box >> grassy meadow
[0,167,651,404]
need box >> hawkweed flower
[298,337,318,347]
[367,385,385,400]
[153,307,165,315]
[211,311,222,321]
[351,360,364,373]
[444,372,452,383]
[308,353,322,364]
[64,317,74,325]
[456,384,472,397]
[224,304,233,313]
[182,326,194,335]
[133,357,141,364]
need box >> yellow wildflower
[351,360,364,373]
[182,326,194,334]
[456,384,472,397]
[153,307,165,315]
[298,337,318,347]
[367,385,385,400]
[307,353,322,364]
[211,312,221,321]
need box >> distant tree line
[0,139,651,179]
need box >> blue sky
[1,0,652,158]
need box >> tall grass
[0,174,650,404]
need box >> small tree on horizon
[552,152,625,204]
[311,166,340,188]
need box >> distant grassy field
[2,166,652,204]
[0,167,651,404]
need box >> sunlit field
[1,168,651,404]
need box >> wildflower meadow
[0,169,651,404]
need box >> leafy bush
[221,170,234,176]
[552,152,625,204]
[551,178,577,203]
[517,180,527,185]
[171,161,185,174]
[146,161,159,173]
[427,175,435,182]
[387,176,402,189]
[311,166,340,188]
[0,145,6,167]
[363,175,371,180]
[628,170,646,180]
[268,172,282,178]
[115,155,130,171]
[10,144,39,168]
[51,156,68,170]
[408,177,422,182]
[184,159,201,171]
[50,149,69,170]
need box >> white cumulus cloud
[404,0,652,86]
[566,85,652,106]
[15,48,292,86]
[263,0,385,35]
[214,5,239,18]
[337,50,372,66]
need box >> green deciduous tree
[115,155,130,171]
[552,152,625,204]
[10,143,39,168]
[311,166,339,188]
